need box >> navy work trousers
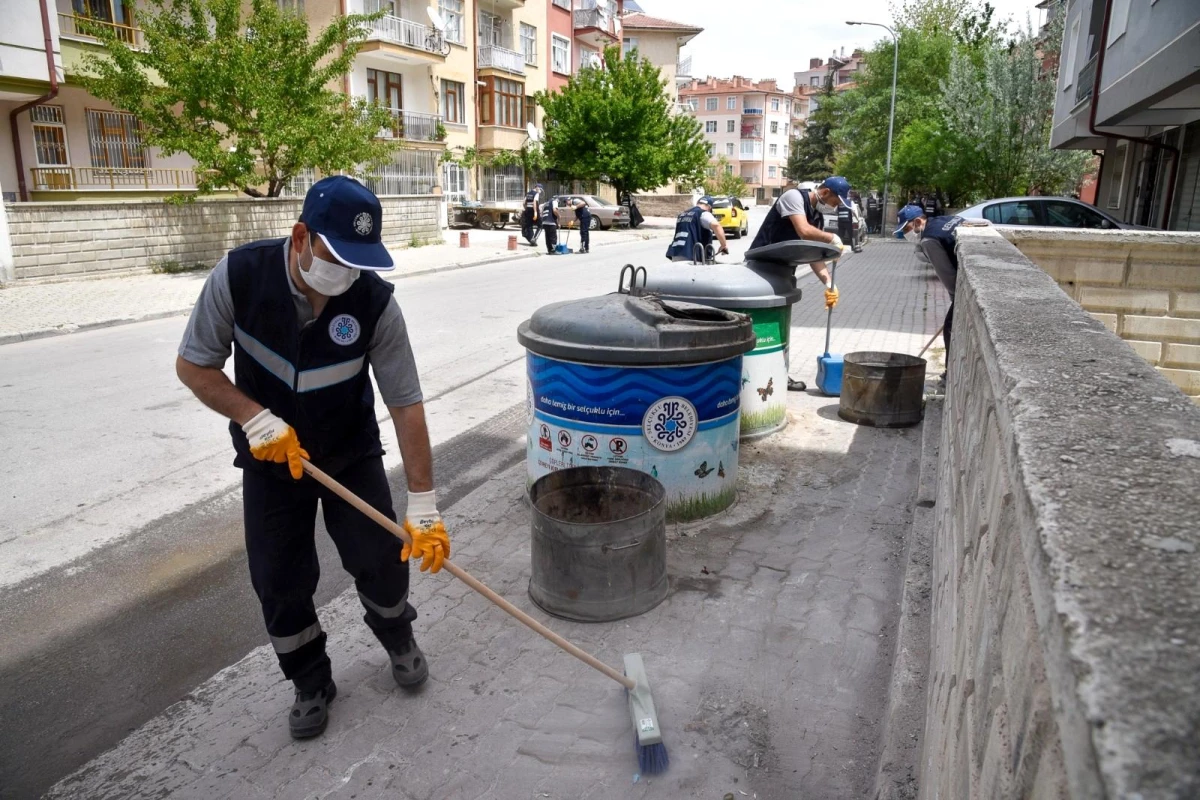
[243,456,417,692]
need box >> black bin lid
[518,293,755,365]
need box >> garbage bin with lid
[518,284,755,523]
[641,239,841,439]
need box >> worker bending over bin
[751,176,853,390]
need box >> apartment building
[1050,0,1199,230]
[680,75,793,202]
[620,11,701,107]
[1,0,640,208]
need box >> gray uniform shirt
[178,241,423,408]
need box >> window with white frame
[771,98,779,111]
[1062,16,1080,87]
[706,142,715,155]
[725,164,733,175]
[706,97,718,111]
[769,144,777,156]
[277,0,303,12]
[770,121,778,134]
[622,36,638,56]
[686,98,699,111]
[768,166,777,178]
[726,120,735,133]
[783,123,788,136]
[31,105,68,166]
[1107,141,1128,209]
[520,23,537,65]
[1107,0,1131,46]
[727,96,736,109]
[810,76,821,87]
[726,142,734,156]
[705,120,717,133]
[86,109,146,169]
[740,140,761,157]
[552,34,570,74]
[439,0,464,44]
[478,10,505,48]
[441,79,465,124]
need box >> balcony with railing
[363,11,447,61]
[378,109,445,143]
[1074,54,1097,106]
[742,107,764,116]
[741,125,763,140]
[573,3,619,47]
[30,166,198,192]
[478,44,525,76]
[58,11,143,48]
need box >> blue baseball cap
[697,195,715,207]
[819,176,852,208]
[894,204,925,238]
[300,176,394,271]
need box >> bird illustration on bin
[718,462,726,478]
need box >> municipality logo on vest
[329,314,360,346]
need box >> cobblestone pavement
[43,241,946,800]
[0,221,675,345]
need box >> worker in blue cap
[751,176,852,391]
[895,203,987,383]
[175,176,448,740]
[522,182,544,245]
[665,195,728,263]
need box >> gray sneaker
[289,680,336,740]
[389,639,429,689]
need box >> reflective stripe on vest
[234,325,365,393]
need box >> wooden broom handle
[301,459,636,691]
[917,326,945,358]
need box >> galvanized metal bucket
[528,466,668,623]
[838,351,927,428]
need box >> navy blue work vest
[540,201,558,226]
[226,238,395,478]
[665,206,712,260]
[524,189,540,209]
[921,216,964,271]
[750,189,824,249]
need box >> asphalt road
[0,224,768,799]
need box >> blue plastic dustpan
[816,261,842,396]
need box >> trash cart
[518,271,755,522]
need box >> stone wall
[4,195,441,282]
[1000,228,1200,398]
[632,193,694,217]
[922,227,1200,799]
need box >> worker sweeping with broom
[175,176,670,772]
[175,176,450,740]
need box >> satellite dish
[427,6,445,30]
[526,122,540,142]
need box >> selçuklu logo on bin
[643,397,698,452]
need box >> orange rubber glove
[401,490,451,573]
[824,286,840,310]
[242,409,309,480]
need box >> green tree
[941,17,1093,197]
[703,156,748,197]
[79,0,397,197]
[832,0,1001,205]
[787,75,837,181]
[537,46,708,198]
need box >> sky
[632,0,1048,91]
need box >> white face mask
[904,226,922,244]
[300,237,358,296]
[815,192,838,214]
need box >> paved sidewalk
[43,243,948,800]
[0,220,674,345]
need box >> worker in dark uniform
[522,183,543,245]
[572,198,592,254]
[665,195,728,262]
[866,193,882,234]
[541,196,560,254]
[894,203,986,381]
[750,176,851,391]
[175,176,450,740]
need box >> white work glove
[829,234,846,254]
[242,409,309,480]
[402,490,450,573]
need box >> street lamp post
[847,20,898,236]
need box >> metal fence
[481,164,525,204]
[364,150,441,196]
[58,12,143,47]
[478,45,525,76]
[380,109,444,142]
[30,166,198,191]
[366,11,443,55]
